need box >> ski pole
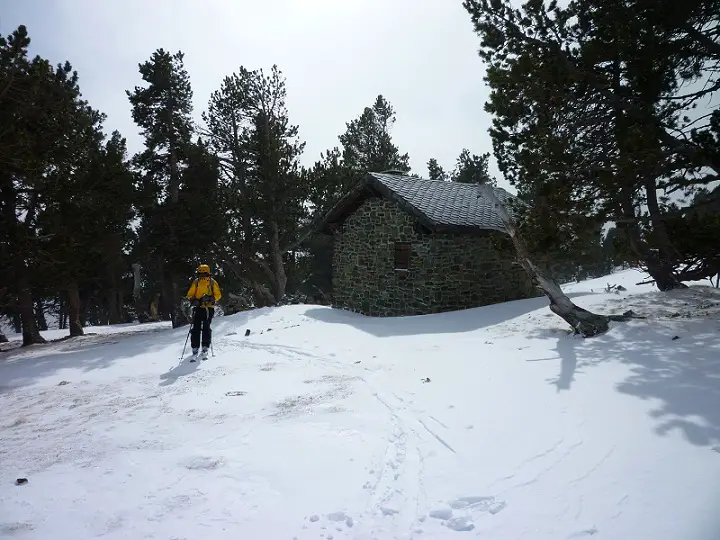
[180,325,192,360]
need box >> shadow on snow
[535,314,720,448]
[303,292,604,338]
[0,309,268,392]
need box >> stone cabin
[317,172,538,317]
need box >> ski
[189,350,208,363]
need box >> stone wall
[331,196,538,317]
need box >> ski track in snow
[362,390,426,537]
[298,380,505,539]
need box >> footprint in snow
[182,456,225,470]
[0,522,34,534]
[306,512,354,531]
[567,526,599,538]
[427,495,506,532]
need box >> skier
[186,263,222,360]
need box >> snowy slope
[1,269,719,539]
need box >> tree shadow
[0,308,268,392]
[610,321,720,447]
[0,327,177,393]
[537,317,720,447]
[303,292,601,337]
[601,285,720,319]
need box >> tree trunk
[12,311,21,334]
[149,293,161,321]
[80,289,90,327]
[34,299,48,331]
[617,192,685,292]
[58,297,67,330]
[67,281,84,337]
[132,263,147,322]
[118,291,127,322]
[107,266,122,325]
[478,185,630,337]
[108,288,121,325]
[171,274,188,328]
[643,179,686,291]
[161,273,177,326]
[269,219,288,303]
[17,270,45,346]
[251,281,277,307]
[0,332,7,343]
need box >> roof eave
[433,224,509,235]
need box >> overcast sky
[2,0,509,189]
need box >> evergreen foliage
[2,8,718,342]
[426,158,447,181]
[462,0,720,290]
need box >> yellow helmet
[197,264,211,275]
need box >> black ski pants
[190,306,214,349]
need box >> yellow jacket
[186,276,222,308]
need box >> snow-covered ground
[1,269,719,539]
[1,320,171,344]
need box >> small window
[394,242,411,271]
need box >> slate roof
[319,172,516,235]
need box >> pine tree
[127,49,193,204]
[339,95,410,174]
[204,65,307,305]
[127,49,195,327]
[202,67,257,302]
[304,147,355,214]
[427,158,447,181]
[450,149,494,185]
[96,132,136,325]
[245,66,307,304]
[39,98,108,337]
[462,0,719,291]
[0,26,93,344]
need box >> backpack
[193,277,216,305]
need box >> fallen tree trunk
[478,185,633,337]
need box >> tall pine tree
[204,65,307,305]
[127,49,195,327]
